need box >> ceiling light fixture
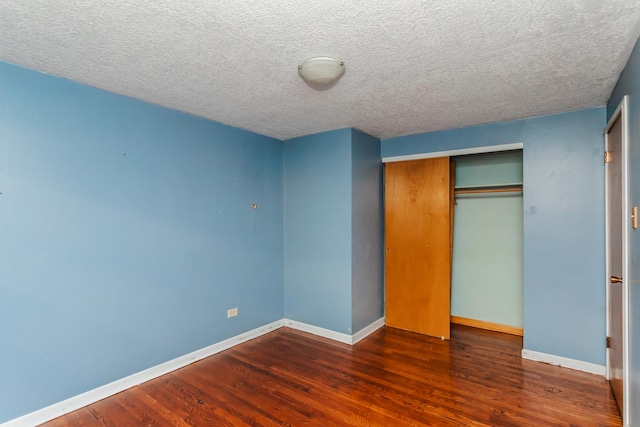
[298,57,345,88]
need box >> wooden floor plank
[41,408,98,427]
[232,335,477,426]
[43,325,622,426]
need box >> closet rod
[455,185,522,195]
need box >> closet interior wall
[451,150,524,334]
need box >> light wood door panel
[385,157,452,339]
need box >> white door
[605,97,629,420]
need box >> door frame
[382,142,524,333]
[382,143,523,163]
[604,95,630,422]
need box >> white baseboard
[352,317,386,344]
[283,319,352,344]
[283,317,385,345]
[521,349,606,377]
[3,317,387,426]
[2,319,285,427]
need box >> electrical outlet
[227,307,238,318]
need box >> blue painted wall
[608,33,640,426]
[0,61,284,422]
[383,108,607,365]
[283,128,384,335]
[283,129,353,333]
[351,129,384,333]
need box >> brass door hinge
[606,336,612,348]
[605,151,612,163]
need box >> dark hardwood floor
[43,325,622,426]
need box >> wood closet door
[385,157,452,339]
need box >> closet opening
[450,149,524,336]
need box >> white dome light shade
[298,57,345,86]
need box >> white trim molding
[283,317,385,345]
[352,318,386,344]
[382,142,523,163]
[521,349,606,377]
[283,319,352,343]
[2,320,285,427]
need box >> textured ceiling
[1,1,640,140]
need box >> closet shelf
[454,184,523,195]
